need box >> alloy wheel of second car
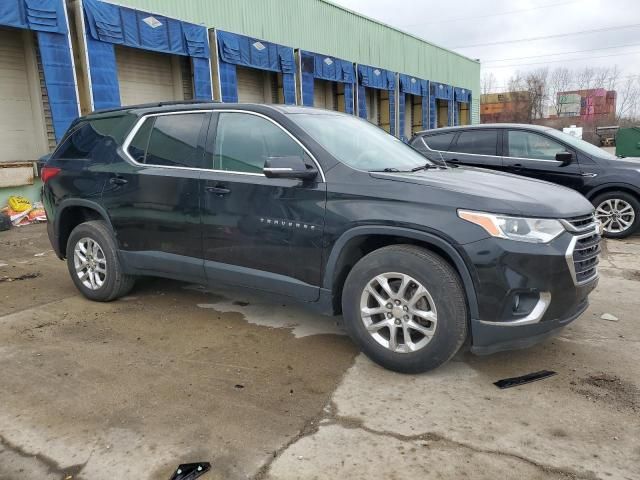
[73,237,107,290]
[595,198,636,235]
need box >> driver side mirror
[263,156,318,180]
[556,151,574,166]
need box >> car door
[502,129,584,190]
[199,111,326,301]
[446,129,503,171]
[101,111,209,282]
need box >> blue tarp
[399,74,427,96]
[454,87,471,103]
[38,31,79,141]
[83,0,209,58]
[0,0,67,34]
[398,74,429,140]
[217,30,296,105]
[300,51,355,113]
[0,0,78,141]
[357,64,396,135]
[83,0,212,109]
[454,87,471,126]
[429,82,454,129]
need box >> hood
[370,166,594,218]
[604,156,640,167]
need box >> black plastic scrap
[169,463,211,480]
[494,370,557,389]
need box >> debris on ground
[600,313,619,322]
[169,462,211,480]
[494,370,557,389]
[1,197,47,227]
[573,373,639,413]
[0,272,41,282]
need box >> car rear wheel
[66,220,135,301]
[593,191,640,239]
[341,245,468,373]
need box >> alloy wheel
[595,199,636,234]
[359,272,437,354]
[73,237,107,290]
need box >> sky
[331,0,640,92]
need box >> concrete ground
[0,224,638,480]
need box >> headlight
[458,210,565,243]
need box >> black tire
[66,220,135,301]
[341,245,468,374]
[592,191,640,239]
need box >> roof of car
[414,123,553,136]
[86,101,344,119]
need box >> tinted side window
[143,114,206,168]
[507,131,566,160]
[423,132,456,151]
[453,130,498,155]
[55,118,121,159]
[213,112,305,173]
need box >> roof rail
[91,99,218,115]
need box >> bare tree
[547,67,573,116]
[616,75,640,122]
[481,72,497,95]
[506,68,548,122]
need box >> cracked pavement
[0,225,639,480]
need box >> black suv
[42,103,600,373]
[410,124,640,238]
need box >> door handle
[448,158,460,163]
[206,185,231,195]
[109,176,128,185]
[510,163,523,169]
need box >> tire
[341,245,468,374]
[592,191,640,239]
[66,220,135,301]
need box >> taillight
[41,166,61,183]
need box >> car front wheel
[593,192,640,239]
[341,245,468,373]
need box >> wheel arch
[55,199,113,258]
[323,226,479,319]
[585,183,640,201]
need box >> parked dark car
[410,124,640,238]
[41,104,600,373]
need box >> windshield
[545,129,618,159]
[294,113,432,171]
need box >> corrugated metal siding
[109,0,480,118]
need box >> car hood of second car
[369,166,594,218]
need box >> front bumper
[462,229,599,355]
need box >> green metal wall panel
[108,0,480,119]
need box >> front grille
[562,214,596,232]
[564,214,600,285]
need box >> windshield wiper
[370,167,402,172]
[410,163,442,172]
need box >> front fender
[322,225,480,320]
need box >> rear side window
[54,118,121,159]
[423,132,456,151]
[129,113,206,168]
[453,130,498,156]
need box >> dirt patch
[622,270,640,281]
[0,272,40,282]
[573,373,640,413]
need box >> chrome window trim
[419,134,500,159]
[419,130,569,163]
[122,109,326,182]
